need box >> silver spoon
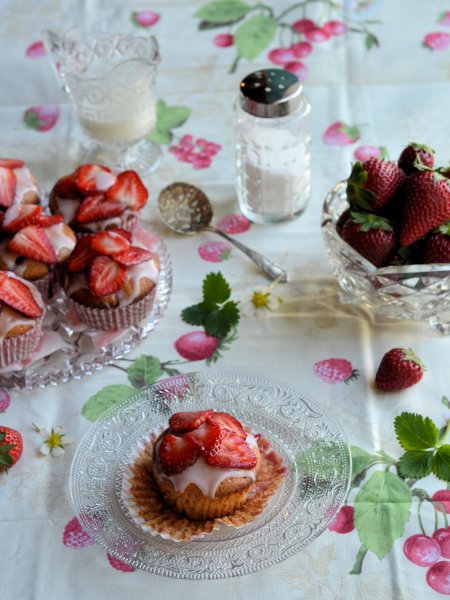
[157,182,289,283]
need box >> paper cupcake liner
[121,430,287,542]
[34,265,62,301]
[75,213,141,239]
[0,318,43,368]
[67,289,155,331]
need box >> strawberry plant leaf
[181,302,213,326]
[127,355,164,388]
[398,450,434,479]
[350,446,373,480]
[432,445,450,481]
[148,128,172,145]
[354,471,412,559]
[394,412,439,451]
[81,385,136,421]
[203,272,231,304]
[204,300,239,337]
[234,15,277,59]
[365,33,379,50]
[195,1,250,23]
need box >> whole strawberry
[398,171,450,246]
[346,158,405,212]
[375,348,425,391]
[0,426,23,472]
[398,142,435,176]
[340,211,397,267]
[421,222,450,263]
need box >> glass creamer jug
[43,28,161,174]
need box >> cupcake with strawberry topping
[49,164,148,234]
[0,158,41,217]
[0,271,45,367]
[64,229,160,330]
[0,206,76,298]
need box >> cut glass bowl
[321,182,450,334]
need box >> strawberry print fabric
[2,1,450,599]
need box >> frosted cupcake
[0,158,41,216]
[0,271,45,367]
[49,164,148,234]
[64,229,160,330]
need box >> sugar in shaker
[235,68,312,224]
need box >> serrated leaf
[148,128,172,145]
[350,446,373,480]
[394,412,439,451]
[234,15,277,60]
[195,0,250,23]
[127,355,163,388]
[203,272,231,304]
[181,301,212,326]
[157,104,191,132]
[204,300,239,337]
[398,450,433,479]
[81,385,136,421]
[354,471,412,559]
[432,445,450,481]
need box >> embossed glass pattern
[70,372,351,579]
[322,182,450,334]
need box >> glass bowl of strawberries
[321,143,450,334]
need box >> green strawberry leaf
[204,301,240,338]
[432,445,450,481]
[394,412,439,451]
[81,385,136,421]
[234,15,277,59]
[181,301,215,326]
[154,99,191,133]
[350,446,374,480]
[203,272,231,304]
[398,450,434,479]
[195,0,250,23]
[127,355,164,388]
[354,471,412,559]
[199,18,244,30]
[365,33,379,50]
[148,128,173,145]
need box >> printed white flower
[240,283,283,318]
[32,424,74,458]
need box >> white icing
[45,223,76,257]
[56,198,80,224]
[155,433,259,498]
[0,272,44,339]
[13,166,40,204]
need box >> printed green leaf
[148,129,172,145]
[365,33,379,50]
[195,0,250,23]
[82,385,136,421]
[398,450,433,479]
[234,15,277,60]
[199,18,244,30]
[432,445,450,481]
[354,471,412,559]
[157,103,191,132]
[203,272,231,304]
[395,413,439,451]
[350,446,373,480]
[442,396,450,409]
[127,355,164,388]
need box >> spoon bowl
[158,182,289,282]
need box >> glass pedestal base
[83,138,162,176]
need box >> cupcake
[64,229,160,330]
[0,271,45,367]
[153,409,262,520]
[0,207,76,298]
[0,158,40,216]
[49,164,148,234]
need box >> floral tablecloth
[2,1,450,598]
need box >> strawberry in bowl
[321,144,450,333]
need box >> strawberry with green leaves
[398,142,435,176]
[0,426,23,472]
[398,170,450,246]
[340,210,397,267]
[375,348,425,391]
[346,158,405,213]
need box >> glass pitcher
[43,28,162,174]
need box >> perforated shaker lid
[238,68,303,118]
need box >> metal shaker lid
[238,68,303,118]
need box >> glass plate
[0,226,172,390]
[70,371,351,580]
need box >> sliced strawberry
[169,409,214,433]
[158,432,201,475]
[0,272,42,318]
[51,174,80,199]
[90,231,130,257]
[67,236,95,273]
[184,422,222,453]
[0,167,16,208]
[8,225,56,263]
[204,429,257,469]
[75,194,126,224]
[88,256,126,297]
[207,412,246,440]
[113,246,153,266]
[2,204,42,232]
[0,159,24,169]
[105,170,148,210]
[34,214,64,228]
[108,227,132,242]
[74,164,117,194]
